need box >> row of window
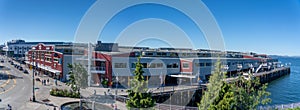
[114,61,260,69]
[114,62,180,69]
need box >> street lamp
[114,73,119,110]
[31,52,36,102]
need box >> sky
[0,0,300,56]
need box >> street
[0,58,33,109]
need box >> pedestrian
[44,80,46,86]
[55,79,57,86]
[53,107,56,110]
[7,104,12,110]
[47,78,49,85]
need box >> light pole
[114,73,119,110]
[31,52,36,102]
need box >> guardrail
[259,102,300,109]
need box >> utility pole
[31,51,36,102]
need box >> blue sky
[0,0,300,56]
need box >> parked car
[19,67,23,71]
[23,70,29,74]
[35,78,41,82]
[0,60,4,63]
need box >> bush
[50,88,80,98]
[101,79,109,88]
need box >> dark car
[35,78,41,82]
[23,70,29,74]
[10,62,14,65]
[0,60,4,63]
[19,67,23,71]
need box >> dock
[253,67,290,83]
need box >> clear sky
[0,0,299,56]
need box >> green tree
[198,60,228,110]
[198,60,271,110]
[126,57,155,109]
[66,63,88,93]
[230,75,271,109]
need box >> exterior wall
[94,52,112,84]
[180,59,193,73]
[26,43,64,80]
[111,57,180,77]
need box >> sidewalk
[18,72,80,110]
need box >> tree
[126,57,155,109]
[198,60,271,110]
[198,60,228,110]
[230,75,271,109]
[66,63,88,93]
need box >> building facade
[76,44,279,88]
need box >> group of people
[41,79,50,86]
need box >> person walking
[47,78,49,85]
[7,104,12,110]
[54,79,57,86]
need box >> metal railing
[259,102,300,110]
[90,66,105,71]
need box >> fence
[259,102,300,110]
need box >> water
[267,56,300,105]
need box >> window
[156,63,163,68]
[149,63,163,68]
[146,52,153,56]
[131,63,136,68]
[141,63,148,68]
[195,63,205,67]
[183,62,189,68]
[149,63,156,68]
[114,63,127,68]
[167,63,179,68]
[206,63,212,66]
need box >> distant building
[5,39,70,58]
[0,44,5,55]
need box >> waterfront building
[74,41,279,88]
[24,41,279,87]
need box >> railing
[259,102,300,109]
[90,66,105,71]
[111,95,199,110]
[156,103,198,110]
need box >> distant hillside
[269,55,300,59]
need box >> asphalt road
[0,59,33,109]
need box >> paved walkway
[18,71,81,110]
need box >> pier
[253,67,291,84]
[93,67,291,109]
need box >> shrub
[50,88,80,98]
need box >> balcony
[90,66,105,74]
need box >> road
[0,57,33,109]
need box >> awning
[26,62,61,74]
[25,61,30,64]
